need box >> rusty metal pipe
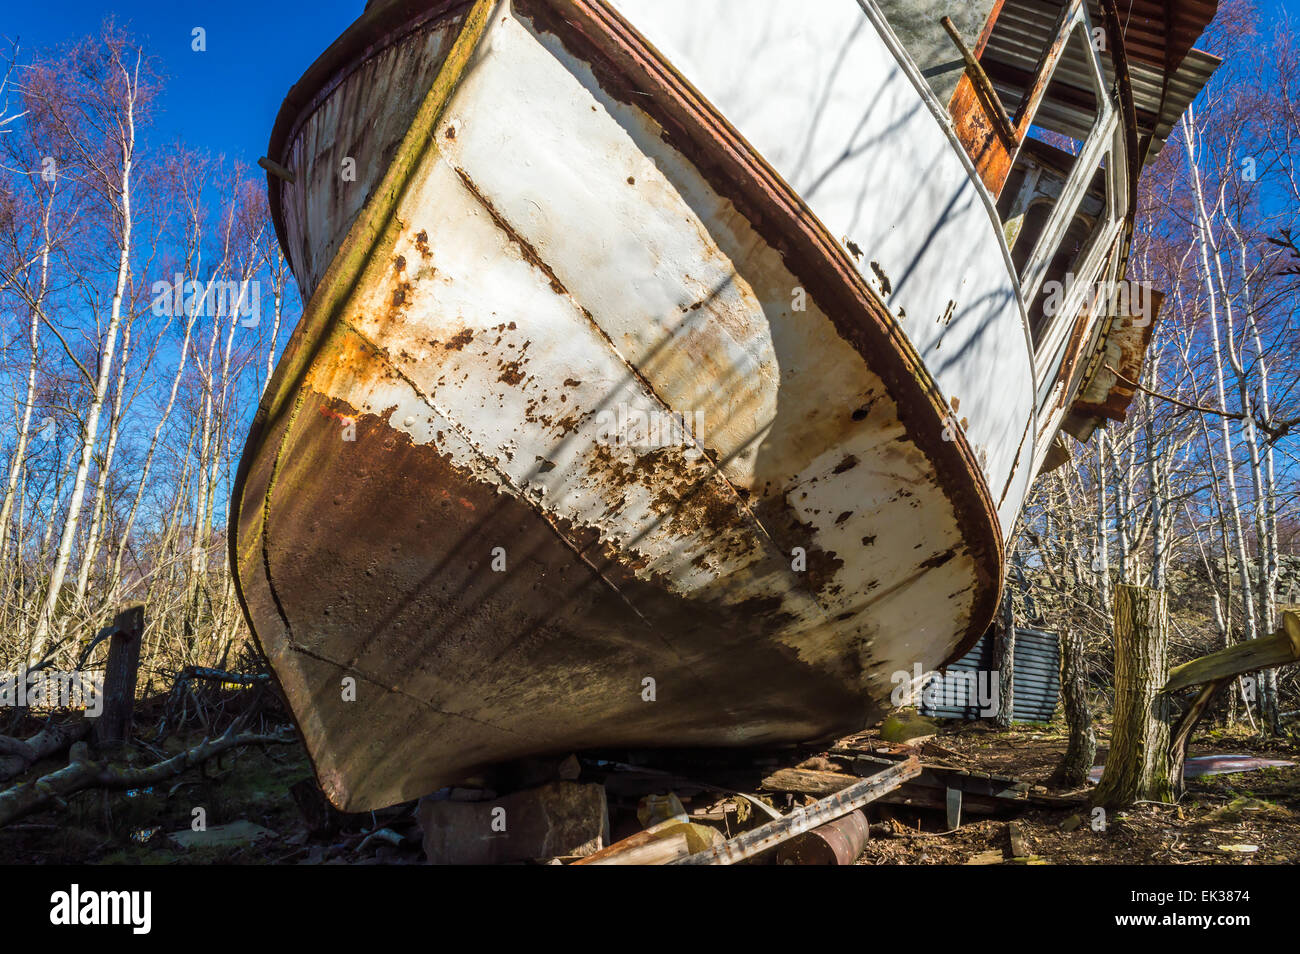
[940,15,1017,149]
[775,809,870,865]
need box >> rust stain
[317,405,355,425]
[442,328,474,351]
[868,261,891,295]
[497,360,527,385]
[947,73,1015,197]
[1072,289,1163,422]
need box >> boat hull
[234,0,1003,810]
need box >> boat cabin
[882,0,1217,457]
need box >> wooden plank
[672,757,920,866]
[845,756,1083,811]
[1163,612,1300,693]
[577,832,689,866]
[760,767,858,797]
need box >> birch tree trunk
[29,54,138,663]
[1183,111,1260,663]
[68,322,132,628]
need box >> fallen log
[0,718,89,783]
[1163,611,1300,693]
[1162,611,1300,794]
[673,756,920,866]
[0,725,296,827]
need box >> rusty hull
[233,0,1004,810]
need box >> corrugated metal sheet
[981,0,1220,158]
[1011,627,1062,722]
[920,627,1060,723]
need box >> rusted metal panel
[235,0,1221,814]
[1071,289,1163,421]
[274,9,469,294]
[949,73,1017,196]
[239,0,1228,815]
[234,0,1011,811]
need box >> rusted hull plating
[233,0,1004,810]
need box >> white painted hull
[234,0,1022,810]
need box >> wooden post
[1093,585,1173,808]
[94,605,144,748]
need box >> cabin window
[949,0,1127,405]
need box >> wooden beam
[1163,611,1300,693]
[761,767,858,797]
[574,830,690,866]
[672,757,920,866]
[1167,676,1231,797]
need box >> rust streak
[448,161,850,639]
[331,317,678,660]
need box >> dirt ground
[855,722,1300,865]
[2,718,1297,864]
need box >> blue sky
[4,0,362,168]
[5,0,1295,169]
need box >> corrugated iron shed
[921,627,1061,723]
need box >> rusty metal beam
[941,15,1017,149]
[672,757,920,865]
